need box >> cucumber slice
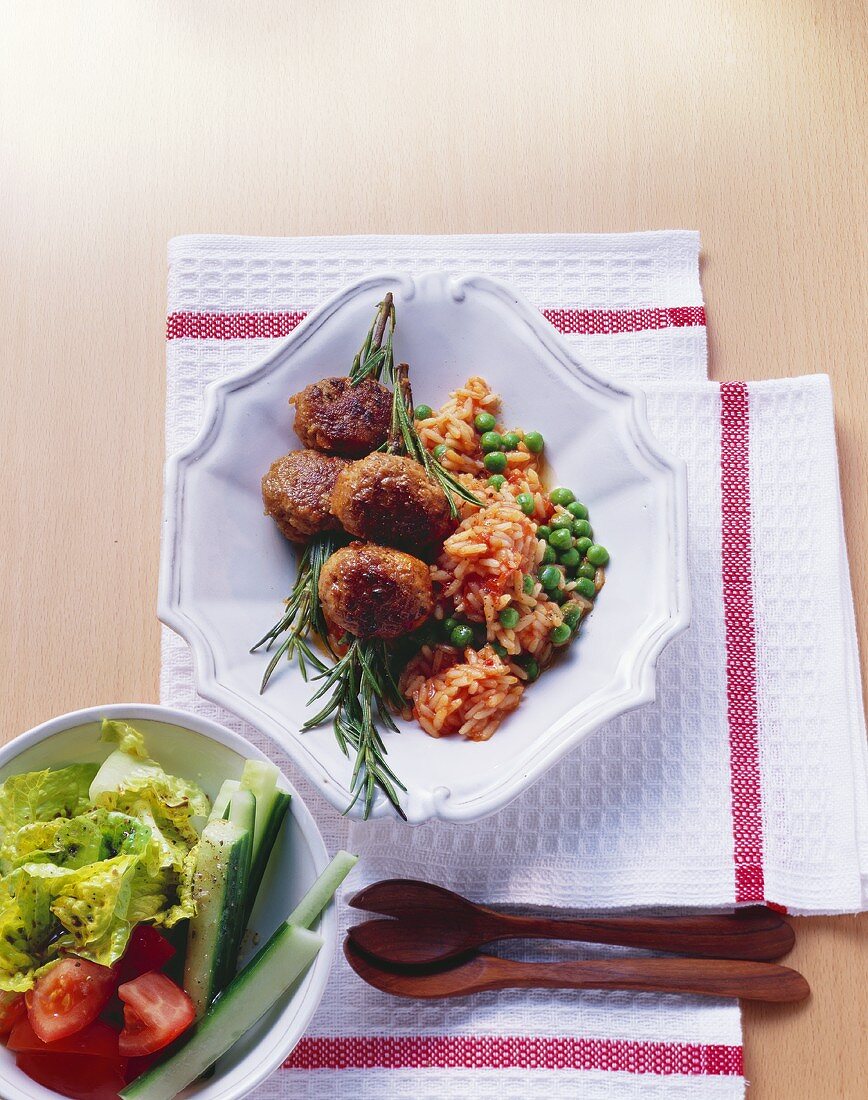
[289,849,358,928]
[121,851,357,1100]
[208,779,240,822]
[183,819,252,1019]
[121,925,323,1100]
[239,759,277,856]
[244,790,291,924]
[227,787,256,836]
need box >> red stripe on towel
[719,381,765,903]
[285,1035,743,1076]
[166,305,706,340]
[540,305,706,334]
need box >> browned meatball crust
[330,452,453,551]
[318,543,433,639]
[290,377,392,457]
[262,449,348,543]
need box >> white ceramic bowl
[0,704,334,1100]
[160,272,690,822]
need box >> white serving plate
[159,272,690,823]
[0,704,334,1100]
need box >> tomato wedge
[0,990,26,1034]
[9,1015,120,1058]
[26,958,117,1043]
[118,971,195,1057]
[114,925,176,984]
[15,1052,126,1100]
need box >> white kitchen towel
[162,232,867,1099]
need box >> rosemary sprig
[348,293,396,387]
[303,637,408,820]
[388,362,481,519]
[251,532,339,691]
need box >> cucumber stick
[227,786,256,836]
[239,759,277,855]
[121,851,357,1100]
[122,925,322,1100]
[209,778,240,822]
[183,819,252,1019]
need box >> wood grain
[348,879,796,964]
[344,939,811,1003]
[0,1,865,1095]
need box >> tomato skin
[15,1052,126,1100]
[9,1015,120,1059]
[27,958,117,1043]
[0,990,26,1035]
[118,972,195,1057]
[114,925,176,984]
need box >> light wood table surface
[1,2,865,1096]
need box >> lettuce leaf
[0,764,99,842]
[0,809,154,874]
[0,868,58,992]
[0,722,209,989]
[100,719,151,759]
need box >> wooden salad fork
[348,879,796,966]
[344,939,809,1003]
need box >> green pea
[474,411,497,433]
[586,543,610,566]
[491,641,508,658]
[488,474,506,490]
[567,501,589,520]
[522,657,540,682]
[539,564,562,590]
[577,563,596,580]
[516,492,535,515]
[548,527,573,551]
[559,548,580,568]
[550,487,575,507]
[483,451,507,474]
[576,577,597,600]
[524,431,544,454]
[414,404,433,420]
[480,431,503,453]
[499,607,520,629]
[522,573,535,595]
[501,431,521,451]
[433,443,448,460]
[450,624,475,647]
[549,588,567,605]
[443,617,459,634]
[575,536,592,556]
[550,514,573,531]
[541,545,557,564]
[536,525,551,541]
[551,623,572,645]
[562,603,583,630]
[571,519,592,539]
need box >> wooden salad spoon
[344,938,810,1003]
[348,879,795,965]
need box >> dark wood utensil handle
[487,907,794,961]
[478,956,809,1002]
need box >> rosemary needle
[303,637,408,820]
[251,532,339,691]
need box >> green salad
[0,719,357,1100]
[0,720,206,992]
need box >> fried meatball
[318,543,433,639]
[262,449,348,543]
[330,453,453,551]
[290,376,392,457]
